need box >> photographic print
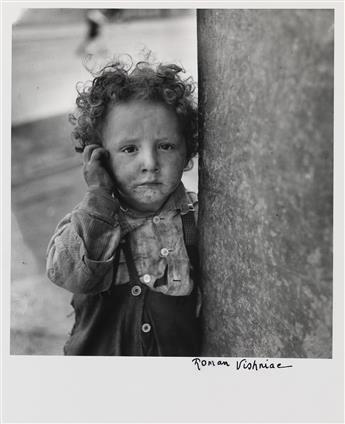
[2,2,343,423]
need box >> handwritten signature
[192,357,293,371]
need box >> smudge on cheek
[132,186,163,200]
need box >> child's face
[102,101,187,213]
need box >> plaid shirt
[46,183,198,297]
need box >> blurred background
[11,8,198,355]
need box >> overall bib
[64,210,201,356]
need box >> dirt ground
[11,12,198,355]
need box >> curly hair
[69,60,198,163]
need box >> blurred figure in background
[76,9,108,56]
[103,9,122,21]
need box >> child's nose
[141,148,159,173]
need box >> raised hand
[83,144,115,194]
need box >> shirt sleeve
[46,187,121,294]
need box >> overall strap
[121,234,142,287]
[116,209,143,287]
[181,210,199,281]
[181,210,197,247]
[107,242,122,294]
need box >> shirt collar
[162,182,195,215]
[119,182,195,233]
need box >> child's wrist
[87,184,114,196]
[80,188,120,223]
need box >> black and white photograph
[10,7,200,357]
[2,2,344,423]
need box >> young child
[46,60,200,356]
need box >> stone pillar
[197,9,333,357]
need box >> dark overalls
[64,210,201,356]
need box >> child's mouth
[137,182,162,187]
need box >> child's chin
[132,193,167,213]
[136,198,165,213]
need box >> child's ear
[184,159,194,172]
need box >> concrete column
[197,9,333,357]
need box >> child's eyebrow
[118,138,140,144]
[119,137,172,144]
[155,137,170,142]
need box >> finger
[90,147,109,163]
[83,144,102,164]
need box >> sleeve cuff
[82,253,115,276]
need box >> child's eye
[158,143,176,151]
[121,146,138,154]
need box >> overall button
[141,323,151,333]
[152,216,160,224]
[160,248,169,257]
[131,285,142,296]
[143,274,151,283]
